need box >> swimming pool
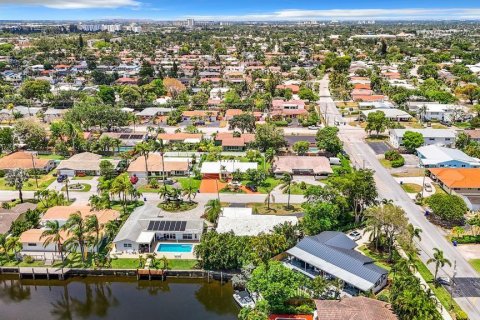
[157,243,193,253]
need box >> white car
[348,231,361,241]
[308,125,321,130]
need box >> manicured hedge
[452,235,480,244]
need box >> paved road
[318,75,480,320]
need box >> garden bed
[158,201,198,212]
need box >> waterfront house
[389,129,456,148]
[216,207,298,236]
[113,204,204,253]
[284,231,388,294]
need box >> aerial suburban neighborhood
[0,3,480,320]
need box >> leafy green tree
[0,127,15,153]
[100,160,116,180]
[301,202,340,235]
[402,131,424,153]
[426,193,467,224]
[204,199,222,223]
[97,85,116,105]
[63,212,88,264]
[455,84,480,104]
[13,119,47,151]
[254,123,286,152]
[298,86,318,101]
[316,126,343,154]
[365,110,388,136]
[20,79,51,100]
[229,113,256,133]
[292,141,310,155]
[41,220,65,262]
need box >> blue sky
[1,0,480,21]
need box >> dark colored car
[56,174,68,183]
[246,184,257,192]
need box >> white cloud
[186,8,480,21]
[0,0,140,9]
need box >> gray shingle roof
[288,232,387,288]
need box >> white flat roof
[136,231,155,244]
[216,207,298,236]
[201,160,257,174]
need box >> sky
[1,0,480,21]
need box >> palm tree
[85,215,102,252]
[134,141,152,178]
[158,187,170,203]
[153,139,168,191]
[110,173,132,215]
[41,220,65,262]
[63,121,79,154]
[182,184,197,203]
[204,199,221,223]
[418,105,427,124]
[427,248,452,285]
[0,234,6,257]
[5,237,21,261]
[280,173,293,208]
[5,168,29,203]
[103,220,119,241]
[64,212,87,264]
[264,190,275,210]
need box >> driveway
[367,141,391,155]
[393,176,436,198]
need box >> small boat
[233,290,255,308]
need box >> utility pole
[450,260,457,311]
[30,152,39,189]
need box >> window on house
[123,243,132,248]
[183,234,193,240]
[27,243,37,246]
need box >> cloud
[0,0,140,9]
[186,8,480,21]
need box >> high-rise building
[187,19,195,27]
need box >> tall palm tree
[204,199,221,223]
[264,190,275,210]
[427,248,452,285]
[5,168,29,203]
[41,220,65,262]
[103,220,119,241]
[280,173,293,208]
[5,237,21,261]
[134,141,153,178]
[152,139,168,191]
[0,234,7,258]
[85,215,102,252]
[64,212,87,263]
[182,184,197,203]
[110,173,131,215]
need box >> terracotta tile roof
[465,130,480,139]
[127,153,189,173]
[157,133,203,141]
[274,156,333,174]
[429,168,480,188]
[225,109,244,118]
[0,152,52,170]
[354,83,371,90]
[42,206,120,225]
[352,95,385,102]
[20,228,69,243]
[182,110,218,117]
[314,297,397,320]
[276,84,300,94]
[269,315,313,320]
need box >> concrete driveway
[394,176,436,198]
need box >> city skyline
[1,0,480,21]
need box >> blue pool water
[157,243,193,253]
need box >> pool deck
[111,243,197,260]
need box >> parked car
[308,125,321,130]
[246,184,257,192]
[348,231,361,241]
[56,174,67,183]
[424,183,433,192]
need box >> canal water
[0,276,240,320]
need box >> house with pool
[113,204,204,255]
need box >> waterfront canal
[0,276,240,320]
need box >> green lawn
[401,183,422,194]
[37,154,65,160]
[470,259,480,273]
[176,177,201,190]
[72,176,94,180]
[286,183,312,195]
[379,158,392,169]
[111,258,197,270]
[247,203,302,215]
[256,177,281,194]
[358,245,393,272]
[0,174,56,191]
[414,258,466,318]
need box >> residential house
[200,160,257,179]
[0,151,56,173]
[284,231,388,294]
[214,132,255,151]
[314,297,396,320]
[417,145,480,168]
[127,154,190,178]
[273,156,333,179]
[429,168,480,210]
[0,203,37,234]
[216,207,298,236]
[56,152,120,177]
[271,99,308,118]
[389,129,456,148]
[157,133,203,144]
[99,132,148,152]
[464,130,480,143]
[361,109,412,122]
[113,204,204,253]
[43,108,67,123]
[407,102,468,123]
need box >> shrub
[23,255,34,264]
[273,120,289,127]
[148,178,159,189]
[0,170,5,178]
[452,235,480,244]
[385,150,405,168]
[426,193,467,225]
[456,310,469,320]
[391,157,405,168]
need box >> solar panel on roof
[130,134,144,139]
[180,221,187,231]
[147,221,155,230]
[119,134,130,139]
[174,221,181,231]
[153,221,160,231]
[164,221,171,231]
[159,221,165,231]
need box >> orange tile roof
[127,153,189,173]
[42,206,120,225]
[225,109,244,118]
[0,152,52,170]
[269,315,313,320]
[314,297,396,320]
[158,133,203,141]
[429,168,480,188]
[20,228,69,243]
[182,110,218,117]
